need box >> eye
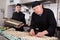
[33,9,35,10]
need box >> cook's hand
[36,32,45,37]
[36,30,48,37]
[29,29,35,36]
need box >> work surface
[0,28,59,40]
[2,30,58,40]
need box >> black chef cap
[16,3,21,6]
[32,1,43,8]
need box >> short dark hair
[32,1,43,8]
[16,3,21,6]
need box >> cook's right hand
[29,29,35,36]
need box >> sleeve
[46,9,57,36]
[11,12,16,20]
[22,14,26,24]
[30,13,36,29]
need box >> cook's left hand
[36,30,48,37]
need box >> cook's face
[33,4,43,14]
[16,6,21,11]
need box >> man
[29,1,57,37]
[12,3,26,31]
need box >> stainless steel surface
[0,35,8,40]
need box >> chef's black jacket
[30,8,57,36]
[12,11,26,31]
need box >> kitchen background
[0,0,60,40]
[0,0,59,26]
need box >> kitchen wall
[0,0,6,11]
[0,0,6,26]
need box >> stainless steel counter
[0,35,8,40]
